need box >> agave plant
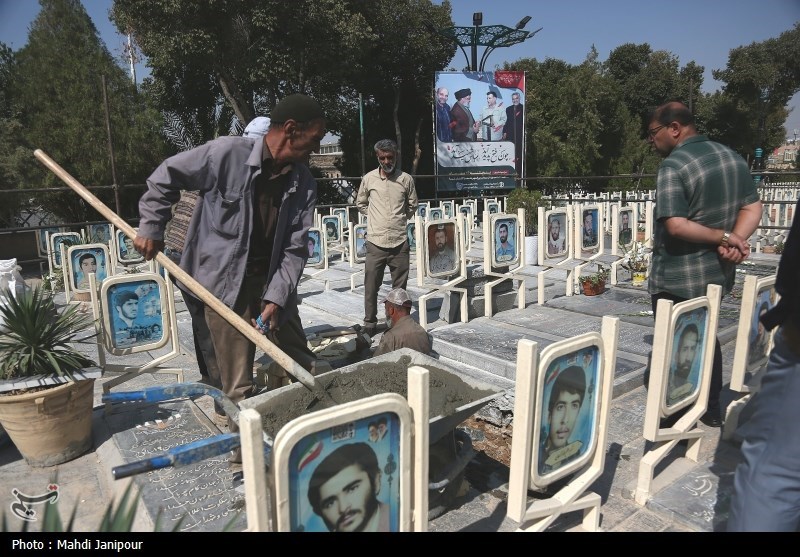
[0,286,96,381]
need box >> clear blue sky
[2,0,799,135]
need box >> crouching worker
[373,288,431,357]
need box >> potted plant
[579,264,610,296]
[620,240,651,286]
[506,187,549,264]
[0,286,100,467]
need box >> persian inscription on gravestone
[112,401,247,531]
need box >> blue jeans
[727,327,800,531]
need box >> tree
[8,0,167,222]
[112,0,455,199]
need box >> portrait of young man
[427,223,457,276]
[582,209,598,250]
[307,231,322,265]
[539,363,588,476]
[495,220,515,263]
[619,209,633,246]
[667,317,706,406]
[547,214,567,257]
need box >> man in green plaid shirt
[647,101,762,427]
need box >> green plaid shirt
[649,135,759,299]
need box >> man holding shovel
[135,94,326,465]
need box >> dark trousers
[651,292,723,415]
[205,274,316,433]
[165,248,220,389]
[364,240,409,325]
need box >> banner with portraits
[434,71,525,193]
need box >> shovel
[34,149,338,408]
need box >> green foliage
[505,187,548,236]
[0,286,96,380]
[580,264,610,286]
[6,0,168,222]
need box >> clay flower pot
[581,280,605,296]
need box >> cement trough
[241,348,508,445]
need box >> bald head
[648,102,695,129]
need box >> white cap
[384,288,412,307]
[243,116,271,139]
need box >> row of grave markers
[235,274,776,531]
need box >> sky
[1,0,799,135]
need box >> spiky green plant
[0,286,96,381]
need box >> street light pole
[472,12,482,71]
[429,13,541,73]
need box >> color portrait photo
[426,222,458,277]
[104,278,166,352]
[307,228,323,267]
[116,230,143,264]
[546,211,568,258]
[747,287,774,370]
[69,245,109,291]
[666,307,708,409]
[492,216,518,266]
[536,347,599,482]
[581,208,599,251]
[287,412,401,532]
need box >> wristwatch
[720,231,731,247]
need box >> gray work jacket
[137,136,316,325]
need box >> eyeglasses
[647,124,666,138]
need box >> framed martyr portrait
[417,203,428,219]
[440,200,454,219]
[406,222,416,254]
[490,214,519,268]
[67,244,110,293]
[532,340,602,487]
[332,208,348,231]
[663,305,709,414]
[307,228,324,267]
[100,272,169,354]
[618,208,634,248]
[353,224,368,263]
[271,395,412,532]
[544,210,568,259]
[37,226,63,258]
[49,232,82,269]
[428,207,444,221]
[87,223,113,246]
[580,206,600,251]
[746,284,776,372]
[425,220,459,278]
[486,201,500,215]
[116,229,144,265]
[459,204,473,227]
[322,215,341,245]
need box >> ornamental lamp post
[429,12,541,72]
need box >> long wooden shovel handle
[34,149,319,391]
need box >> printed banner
[434,70,525,193]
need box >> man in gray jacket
[135,94,326,463]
